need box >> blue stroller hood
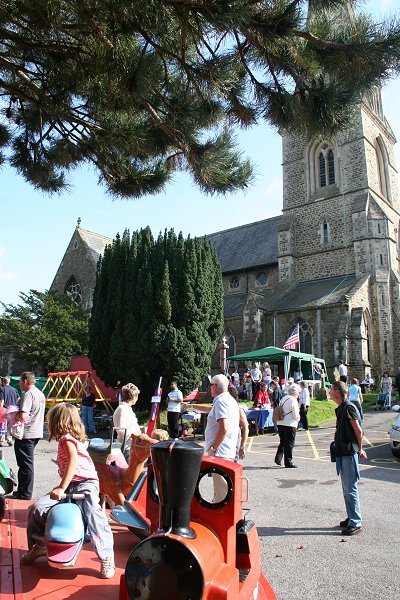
[0,449,17,496]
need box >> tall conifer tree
[89,228,223,405]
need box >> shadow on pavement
[257,526,342,537]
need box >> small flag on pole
[283,323,300,350]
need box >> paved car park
[246,410,399,600]
[2,409,398,599]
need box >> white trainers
[100,556,115,579]
[21,544,47,564]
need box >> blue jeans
[337,454,362,528]
[350,399,363,421]
[27,479,113,559]
[81,405,96,433]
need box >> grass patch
[308,398,336,427]
[362,393,379,412]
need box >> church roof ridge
[206,214,281,239]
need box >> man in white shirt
[338,360,348,383]
[184,374,239,502]
[167,381,183,438]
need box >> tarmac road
[2,409,398,600]
[247,410,399,600]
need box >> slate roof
[207,216,281,274]
[252,273,369,313]
[223,293,248,319]
[78,228,113,268]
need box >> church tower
[279,48,400,376]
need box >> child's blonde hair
[152,428,169,441]
[47,402,87,442]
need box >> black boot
[274,453,283,466]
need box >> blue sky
[1,0,399,308]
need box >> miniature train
[114,439,277,600]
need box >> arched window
[230,276,239,290]
[223,328,235,358]
[318,143,335,188]
[363,312,371,364]
[319,152,326,187]
[64,276,82,306]
[298,318,313,354]
[322,221,330,246]
[375,137,389,200]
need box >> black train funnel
[152,439,204,539]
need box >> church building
[51,84,400,381]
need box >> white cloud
[0,246,17,281]
[0,269,17,281]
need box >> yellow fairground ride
[42,371,114,412]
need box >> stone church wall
[50,231,96,310]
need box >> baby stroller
[0,448,17,521]
[374,391,391,410]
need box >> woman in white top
[298,381,310,430]
[112,383,141,460]
[348,378,363,420]
[262,362,272,385]
[275,383,300,468]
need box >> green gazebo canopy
[228,345,316,363]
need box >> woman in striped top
[20,403,115,579]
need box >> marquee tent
[227,346,328,383]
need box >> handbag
[330,441,336,462]
[11,421,24,440]
[272,398,290,422]
[273,405,283,421]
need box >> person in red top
[253,381,270,407]
[20,403,115,579]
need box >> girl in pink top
[21,403,115,579]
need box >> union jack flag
[283,323,300,350]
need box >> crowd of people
[1,362,400,577]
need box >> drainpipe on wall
[316,309,322,358]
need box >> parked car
[390,407,400,458]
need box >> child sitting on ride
[20,402,115,579]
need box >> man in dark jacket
[395,367,400,401]
[330,380,367,536]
